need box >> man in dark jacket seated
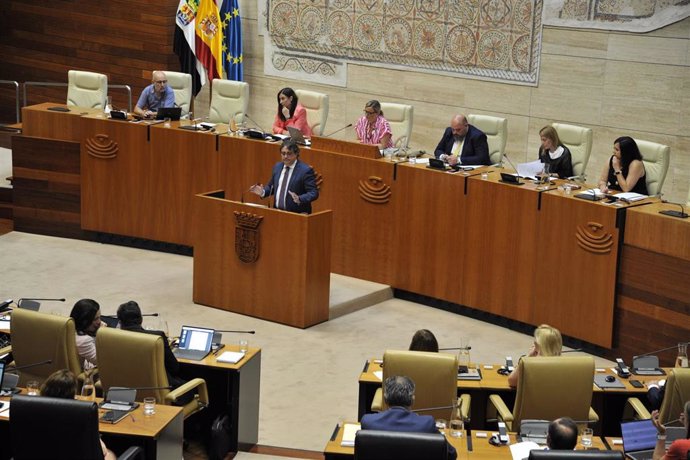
[361,375,457,460]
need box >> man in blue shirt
[134,70,175,118]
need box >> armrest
[117,446,144,460]
[459,394,471,420]
[488,394,513,425]
[371,387,383,412]
[588,407,599,423]
[623,397,650,420]
[165,377,209,417]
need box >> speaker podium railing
[192,190,332,328]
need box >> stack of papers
[341,423,362,447]
[615,192,647,202]
[216,351,246,364]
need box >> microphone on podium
[322,123,353,138]
[660,200,689,219]
[499,154,524,185]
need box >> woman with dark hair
[355,100,393,149]
[538,125,573,179]
[598,136,648,195]
[408,329,439,352]
[272,87,312,137]
[69,298,106,370]
[652,401,690,460]
[41,369,117,460]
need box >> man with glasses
[434,114,490,166]
[249,139,319,214]
[134,70,175,118]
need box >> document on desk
[341,423,362,447]
[216,351,246,364]
[0,318,10,330]
[0,400,10,419]
[509,441,543,460]
[516,160,544,180]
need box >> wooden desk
[177,345,261,453]
[0,391,183,460]
[468,432,609,459]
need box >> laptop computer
[287,126,309,145]
[621,419,657,460]
[173,325,214,361]
[156,106,182,121]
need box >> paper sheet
[341,423,362,446]
[216,351,246,364]
[509,441,543,460]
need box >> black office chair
[10,395,143,460]
[354,430,448,460]
[528,450,625,459]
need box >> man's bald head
[450,114,469,138]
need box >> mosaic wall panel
[263,0,544,86]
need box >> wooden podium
[192,191,332,328]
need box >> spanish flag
[195,0,224,81]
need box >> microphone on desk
[2,359,53,392]
[633,343,690,360]
[322,123,353,138]
[632,342,689,372]
[660,200,689,219]
[215,329,256,334]
[5,359,53,372]
[411,404,454,413]
[501,154,523,185]
[0,299,13,313]
[244,113,267,135]
[439,346,472,351]
[17,297,65,311]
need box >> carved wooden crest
[234,211,264,264]
[85,134,118,159]
[576,222,613,254]
[358,176,391,204]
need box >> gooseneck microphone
[17,297,65,310]
[633,343,689,360]
[214,329,256,334]
[323,123,353,138]
[5,359,53,372]
[660,200,689,219]
[244,113,267,134]
[439,346,472,351]
[501,153,523,185]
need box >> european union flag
[220,0,243,81]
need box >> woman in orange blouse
[272,87,312,137]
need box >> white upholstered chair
[380,102,413,149]
[686,186,690,207]
[67,70,108,109]
[468,114,507,166]
[209,79,249,124]
[634,138,670,196]
[160,71,192,115]
[552,123,593,180]
[295,89,329,136]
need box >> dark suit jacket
[434,125,490,166]
[263,160,319,214]
[361,407,457,460]
[120,324,185,389]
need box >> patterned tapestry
[262,0,545,86]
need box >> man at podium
[250,139,319,214]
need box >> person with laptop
[651,402,690,459]
[249,139,319,214]
[546,417,578,450]
[116,301,186,389]
[507,324,562,388]
[361,375,457,460]
[272,87,312,137]
[434,114,490,166]
[133,70,175,119]
[70,298,107,370]
[41,369,117,460]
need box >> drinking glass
[239,339,249,353]
[143,397,156,416]
[26,380,39,396]
[676,342,688,368]
[458,338,471,370]
[580,428,593,448]
[81,375,95,401]
[450,418,464,437]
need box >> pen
[213,344,226,356]
[130,413,136,422]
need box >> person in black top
[598,136,648,195]
[538,126,573,179]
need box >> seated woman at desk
[538,126,573,179]
[507,324,562,388]
[41,369,117,460]
[409,329,439,352]
[70,298,107,371]
[652,401,690,460]
[272,87,312,137]
[355,100,393,150]
[598,136,648,195]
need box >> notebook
[173,325,214,360]
[621,419,657,460]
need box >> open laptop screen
[178,326,214,352]
[621,419,657,453]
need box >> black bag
[209,414,232,460]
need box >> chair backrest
[634,138,670,196]
[513,356,595,428]
[295,89,329,136]
[552,122,593,178]
[96,327,171,403]
[529,450,625,459]
[354,430,448,460]
[381,350,458,420]
[687,186,690,208]
[160,70,192,115]
[468,114,508,165]
[209,79,249,124]
[67,70,107,109]
[11,395,103,459]
[658,368,690,425]
[380,102,413,148]
[10,309,82,386]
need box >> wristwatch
[614,170,622,175]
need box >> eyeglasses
[281,151,296,157]
[364,110,377,115]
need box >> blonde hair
[539,126,561,148]
[534,324,562,357]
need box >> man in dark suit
[546,417,578,450]
[361,375,457,460]
[250,139,319,214]
[434,114,490,166]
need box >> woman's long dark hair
[69,298,100,334]
[614,136,643,170]
[277,87,298,122]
